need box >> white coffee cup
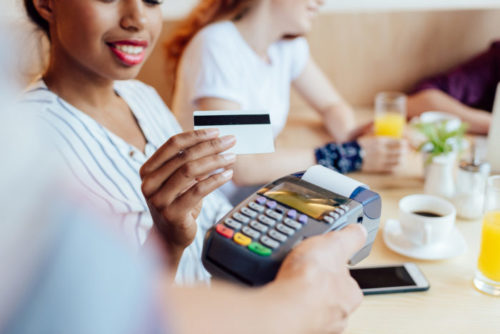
[398,194,456,247]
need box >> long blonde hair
[164,0,254,99]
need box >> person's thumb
[323,224,367,262]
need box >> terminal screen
[260,182,341,220]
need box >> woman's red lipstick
[107,40,148,66]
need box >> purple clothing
[413,41,500,112]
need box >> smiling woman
[38,0,163,82]
[21,0,236,285]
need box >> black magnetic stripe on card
[194,114,271,126]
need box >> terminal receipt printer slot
[202,165,382,286]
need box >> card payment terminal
[202,165,381,286]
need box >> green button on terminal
[248,242,272,256]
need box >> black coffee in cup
[412,211,443,218]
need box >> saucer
[383,219,467,260]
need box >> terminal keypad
[215,195,342,257]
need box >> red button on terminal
[216,224,234,239]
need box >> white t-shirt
[22,80,233,285]
[173,20,310,137]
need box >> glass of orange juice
[474,175,500,296]
[374,92,407,138]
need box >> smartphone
[349,263,430,295]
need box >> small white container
[424,153,456,199]
[454,160,490,220]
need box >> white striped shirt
[22,79,232,284]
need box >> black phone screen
[349,266,416,289]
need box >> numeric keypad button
[242,226,261,239]
[241,207,258,218]
[329,212,341,220]
[258,214,276,226]
[233,212,251,224]
[224,218,242,230]
[323,216,335,224]
[283,218,302,230]
[250,221,268,233]
[260,236,280,249]
[269,229,287,243]
[276,223,294,236]
[266,209,283,221]
[249,202,265,213]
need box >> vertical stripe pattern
[23,80,233,284]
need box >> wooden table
[277,112,500,334]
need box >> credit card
[194,110,275,155]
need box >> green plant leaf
[413,120,468,156]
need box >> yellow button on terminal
[234,232,252,246]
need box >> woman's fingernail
[222,153,236,162]
[221,135,237,146]
[221,169,234,179]
[204,128,219,137]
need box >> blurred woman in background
[407,41,499,134]
[167,0,407,202]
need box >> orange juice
[374,113,405,138]
[477,211,500,282]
